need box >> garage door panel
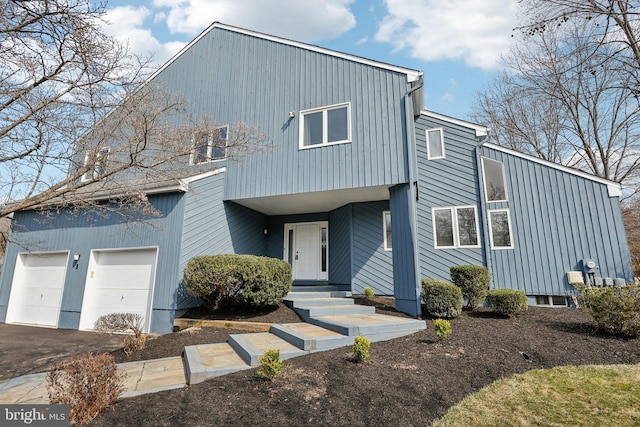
[79,248,157,333]
[6,252,68,327]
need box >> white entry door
[6,252,69,327]
[284,222,328,281]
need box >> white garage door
[79,248,158,333]
[6,252,69,327]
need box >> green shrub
[364,287,375,298]
[257,349,283,381]
[487,289,529,316]
[577,284,640,337]
[183,254,292,310]
[352,335,371,363]
[450,265,491,309]
[433,319,452,340]
[422,278,463,318]
[47,352,124,425]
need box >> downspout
[475,138,493,289]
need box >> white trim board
[483,143,622,197]
[421,110,488,138]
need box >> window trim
[488,208,514,250]
[382,211,392,251]
[426,128,445,160]
[481,157,508,203]
[432,205,481,249]
[81,147,110,182]
[190,125,229,165]
[299,102,351,149]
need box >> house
[0,23,633,334]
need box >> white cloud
[449,78,457,88]
[375,0,519,70]
[151,0,357,42]
[102,6,186,65]
[441,92,455,102]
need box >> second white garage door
[79,248,158,333]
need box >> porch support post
[390,183,422,317]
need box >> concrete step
[287,297,354,309]
[228,332,308,366]
[305,313,426,341]
[294,304,376,318]
[184,343,251,385]
[286,291,352,299]
[270,323,354,351]
[291,285,350,292]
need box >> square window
[300,103,351,148]
[482,157,508,202]
[426,128,445,159]
[383,211,392,251]
[488,209,513,249]
[81,147,110,182]
[191,126,228,164]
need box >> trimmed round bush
[450,265,491,309]
[183,254,292,310]
[577,284,640,337]
[422,278,463,319]
[487,289,528,316]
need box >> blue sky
[101,0,521,121]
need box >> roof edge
[148,22,423,84]
[421,110,488,137]
[483,142,623,195]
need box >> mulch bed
[92,305,640,426]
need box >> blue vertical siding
[415,115,485,281]
[389,184,421,315]
[480,146,633,295]
[351,201,394,295]
[0,193,186,333]
[153,27,413,202]
[328,204,352,286]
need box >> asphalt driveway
[0,324,123,382]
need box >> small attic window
[426,128,445,159]
[190,126,228,164]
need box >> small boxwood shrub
[352,335,371,363]
[487,289,528,316]
[183,254,292,310]
[257,349,283,381]
[433,319,452,340]
[422,278,463,319]
[47,352,124,425]
[577,284,640,337]
[364,287,375,298]
[450,265,491,309]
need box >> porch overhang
[229,185,391,215]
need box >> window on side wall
[426,128,445,159]
[191,126,228,165]
[432,206,480,249]
[81,147,110,182]
[300,102,351,149]
[383,211,392,251]
[481,157,508,202]
[488,209,513,249]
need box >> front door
[284,222,328,281]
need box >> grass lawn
[434,364,640,426]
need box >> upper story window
[191,126,228,165]
[482,157,508,202]
[383,211,392,251]
[426,128,445,159]
[300,102,351,149]
[81,147,110,182]
[432,205,480,249]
